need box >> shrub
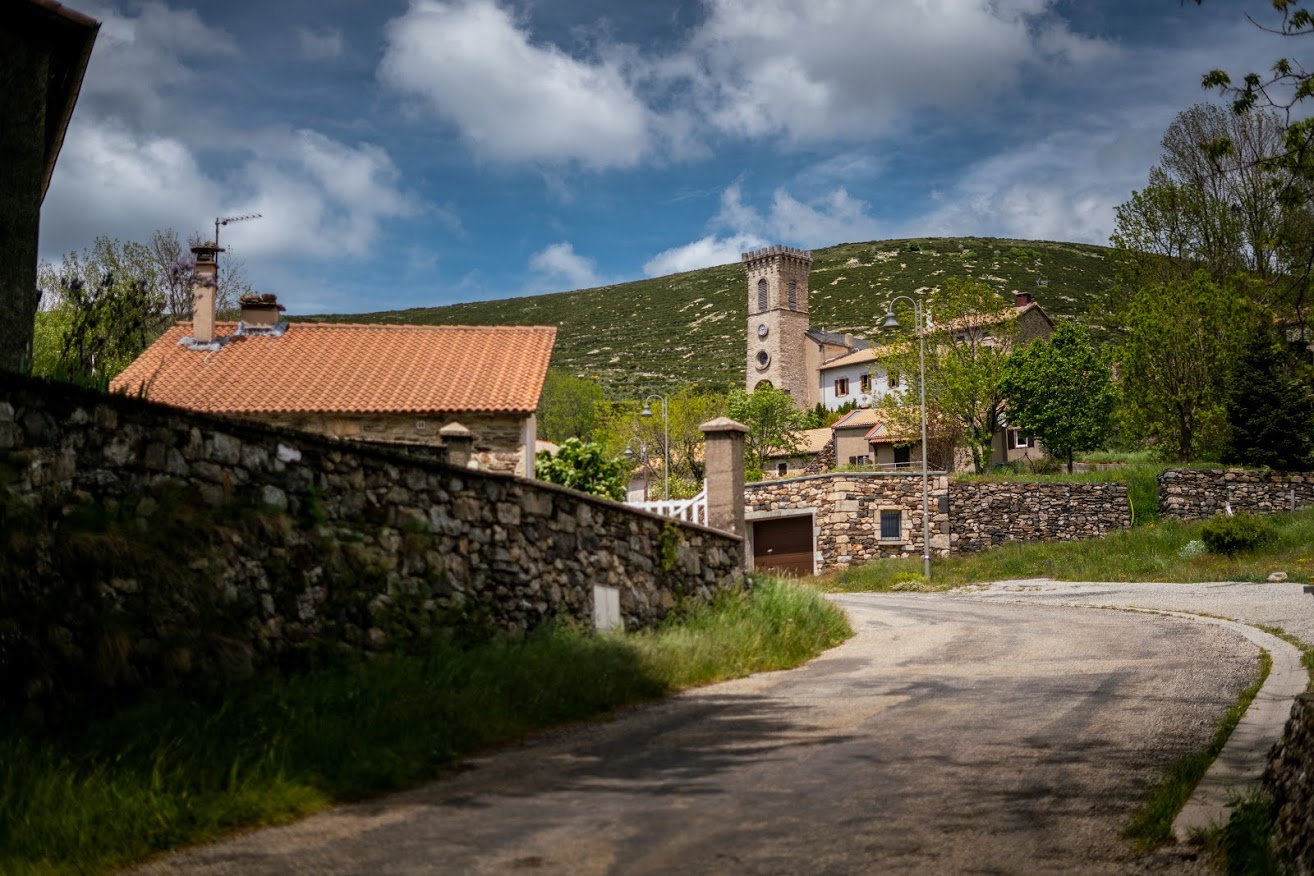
[1201,513,1274,555]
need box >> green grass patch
[1200,789,1282,875]
[1254,625,1314,692]
[820,508,1314,592]
[0,578,851,875]
[1124,649,1272,848]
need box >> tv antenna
[215,213,262,249]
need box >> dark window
[848,454,868,466]
[757,278,768,311]
[787,280,797,309]
[835,377,849,397]
[1008,430,1030,449]
[880,510,901,540]
[887,369,899,388]
[894,445,911,467]
[860,373,871,393]
[756,350,770,368]
[777,462,788,476]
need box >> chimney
[843,332,854,350]
[191,241,224,343]
[1014,291,1034,308]
[239,293,286,328]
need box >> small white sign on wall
[593,585,621,632]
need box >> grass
[1205,789,1282,876]
[1255,624,1314,692]
[0,578,851,876]
[1124,649,1272,848]
[820,507,1314,592]
[307,237,1119,397]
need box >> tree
[537,369,604,443]
[1000,323,1116,473]
[726,383,806,477]
[534,438,627,500]
[1115,272,1254,462]
[877,277,1020,473]
[594,388,725,493]
[1221,327,1314,469]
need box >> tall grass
[0,579,851,875]
[822,508,1314,591]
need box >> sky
[38,0,1292,315]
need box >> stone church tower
[743,245,811,401]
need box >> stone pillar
[701,416,747,549]
[440,422,474,469]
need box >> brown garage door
[753,516,814,577]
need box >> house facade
[112,244,555,477]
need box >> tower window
[756,350,770,369]
[757,278,768,311]
[788,280,797,309]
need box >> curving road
[136,594,1259,875]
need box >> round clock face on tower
[757,324,769,339]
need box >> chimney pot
[1014,291,1034,308]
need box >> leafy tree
[726,383,806,476]
[534,438,627,500]
[1221,327,1314,469]
[877,277,1020,473]
[1000,323,1116,472]
[1115,272,1254,462]
[594,387,725,487]
[537,369,604,443]
[53,272,169,382]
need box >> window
[1008,430,1031,449]
[893,445,911,467]
[880,510,902,540]
[757,278,768,311]
[834,377,849,397]
[859,373,871,393]
[787,280,797,309]
[777,462,788,477]
[756,350,770,369]
[887,370,899,388]
[848,454,869,466]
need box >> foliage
[536,368,604,443]
[726,383,806,472]
[1001,322,1115,472]
[1114,273,1255,462]
[1201,513,1275,556]
[28,307,74,377]
[1222,328,1314,470]
[319,237,1121,396]
[594,387,725,487]
[534,438,627,500]
[877,277,1020,473]
[0,579,851,875]
[802,399,854,429]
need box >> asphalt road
[135,594,1259,875]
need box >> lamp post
[623,441,650,501]
[640,395,669,501]
[881,297,932,581]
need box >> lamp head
[641,403,653,417]
[881,310,901,330]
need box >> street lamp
[640,395,669,501]
[623,441,650,501]
[881,296,932,581]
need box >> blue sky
[40,0,1284,315]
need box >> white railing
[629,484,708,526]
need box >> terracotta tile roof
[819,343,904,371]
[112,322,556,414]
[863,422,915,444]
[767,427,832,458]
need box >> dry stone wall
[745,472,1129,571]
[0,375,743,716]
[1266,693,1314,874]
[1158,468,1314,521]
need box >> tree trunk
[0,31,49,373]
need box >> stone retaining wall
[0,375,743,716]
[948,481,1131,554]
[1159,468,1314,521]
[1266,693,1314,874]
[744,473,1129,571]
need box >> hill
[316,237,1118,398]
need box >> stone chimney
[191,242,224,343]
[1014,291,1034,308]
[843,332,854,350]
[239,293,285,328]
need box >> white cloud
[528,242,603,291]
[297,26,346,61]
[643,233,767,277]
[379,0,651,168]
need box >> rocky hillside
[318,237,1118,397]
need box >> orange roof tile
[111,322,556,415]
[832,408,882,430]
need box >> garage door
[753,516,814,577]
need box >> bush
[1201,513,1274,555]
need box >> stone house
[0,0,98,371]
[112,244,555,476]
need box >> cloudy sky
[41,0,1286,314]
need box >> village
[4,0,1314,874]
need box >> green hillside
[316,237,1118,398]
